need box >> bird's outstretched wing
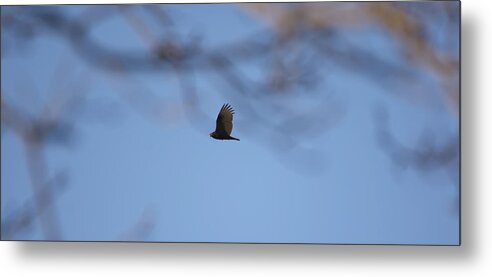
[215,103,235,136]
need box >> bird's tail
[230,136,240,141]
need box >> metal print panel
[1,1,460,245]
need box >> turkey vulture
[209,104,240,141]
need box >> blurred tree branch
[243,2,459,115]
[1,98,69,240]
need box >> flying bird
[209,104,240,141]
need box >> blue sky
[1,3,459,244]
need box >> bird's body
[209,104,240,141]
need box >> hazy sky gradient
[1,3,459,244]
